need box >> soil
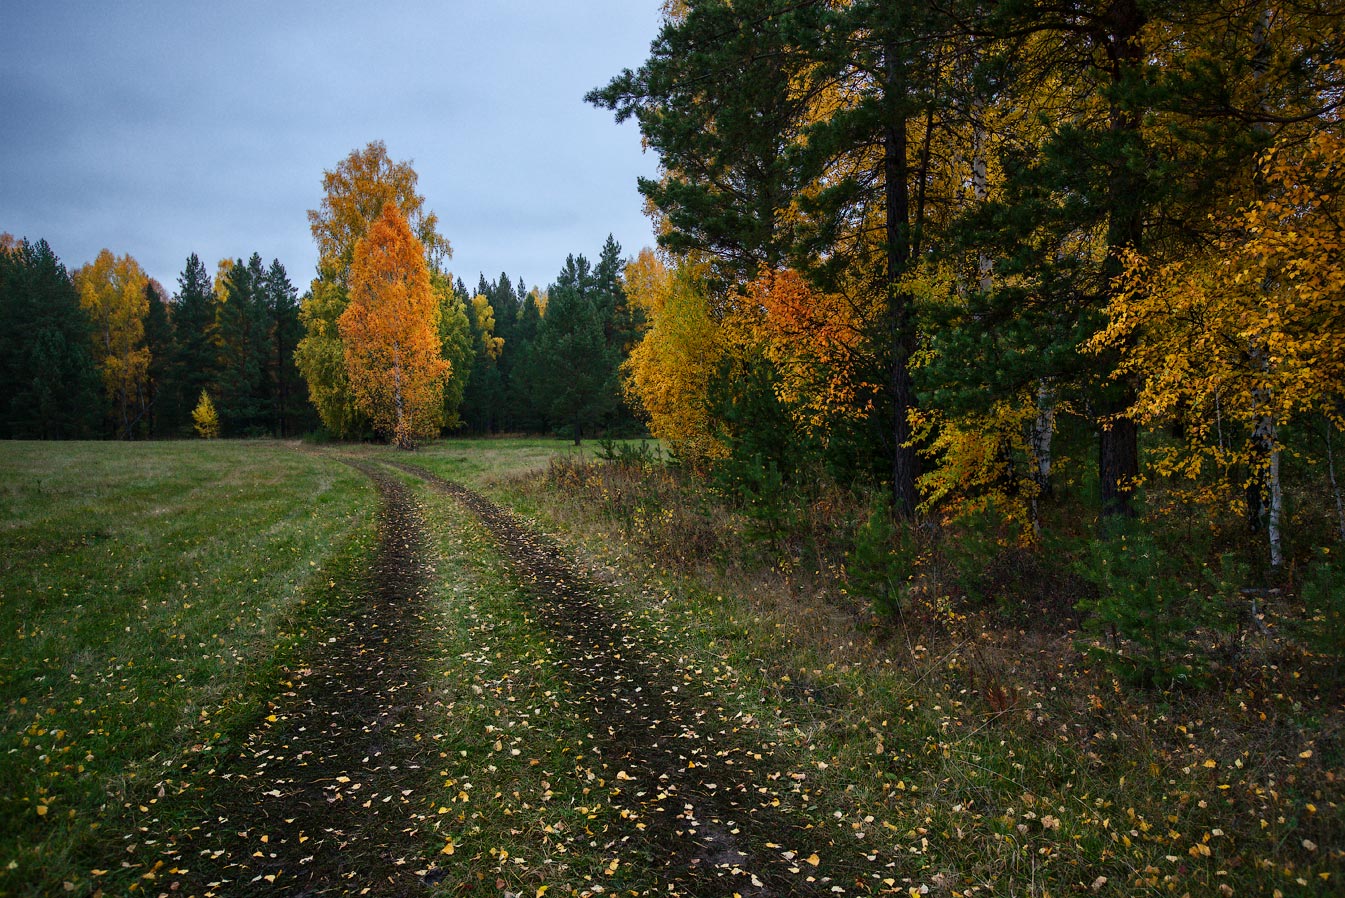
[147,458,830,897]
[152,461,439,897]
[388,461,827,898]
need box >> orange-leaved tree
[747,267,876,438]
[338,202,450,449]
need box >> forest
[4,2,1345,895]
[10,0,1342,671]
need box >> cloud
[0,2,660,290]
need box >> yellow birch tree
[73,249,150,439]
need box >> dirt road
[151,458,828,897]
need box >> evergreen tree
[171,254,217,437]
[505,288,547,432]
[0,237,102,438]
[534,254,619,444]
[142,280,175,437]
[213,255,270,435]
[460,286,507,433]
[263,259,306,436]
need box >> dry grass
[482,449,1344,897]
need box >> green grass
[476,448,1344,897]
[0,440,374,896]
[4,437,1338,897]
[404,475,657,894]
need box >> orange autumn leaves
[746,268,871,434]
[339,202,450,449]
[623,253,871,463]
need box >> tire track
[153,461,438,897]
[387,460,827,898]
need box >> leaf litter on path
[143,461,442,896]
[388,460,835,897]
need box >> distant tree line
[3,141,648,446]
[455,236,642,441]
[0,234,314,439]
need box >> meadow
[2,438,1339,897]
[0,441,373,893]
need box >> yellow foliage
[308,140,451,282]
[622,251,728,464]
[469,294,505,360]
[910,398,1042,534]
[192,390,220,439]
[73,249,150,439]
[1091,127,1345,508]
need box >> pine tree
[171,254,218,437]
[0,237,101,438]
[263,259,305,436]
[534,254,619,444]
[213,255,270,435]
[142,280,175,436]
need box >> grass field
[3,437,1340,897]
[0,440,374,894]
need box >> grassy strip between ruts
[406,464,677,894]
[392,440,1340,898]
[0,441,375,898]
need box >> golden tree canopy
[338,202,451,448]
[308,140,451,282]
[73,249,150,439]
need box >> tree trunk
[885,45,919,518]
[393,359,409,450]
[1098,412,1139,518]
[1268,440,1284,569]
[1098,0,1147,518]
[1325,418,1345,543]
[276,330,288,438]
[1032,380,1056,497]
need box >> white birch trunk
[1268,438,1284,568]
[1325,420,1345,542]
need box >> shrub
[1074,523,1204,690]
[846,496,919,617]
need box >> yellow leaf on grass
[805,853,820,866]
[35,805,48,817]
[441,840,455,856]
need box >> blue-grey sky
[0,1,662,293]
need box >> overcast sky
[0,1,663,294]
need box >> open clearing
[2,440,1339,897]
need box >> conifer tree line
[293,141,643,446]
[453,236,643,440]
[3,140,644,446]
[0,235,313,439]
[586,0,1345,570]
